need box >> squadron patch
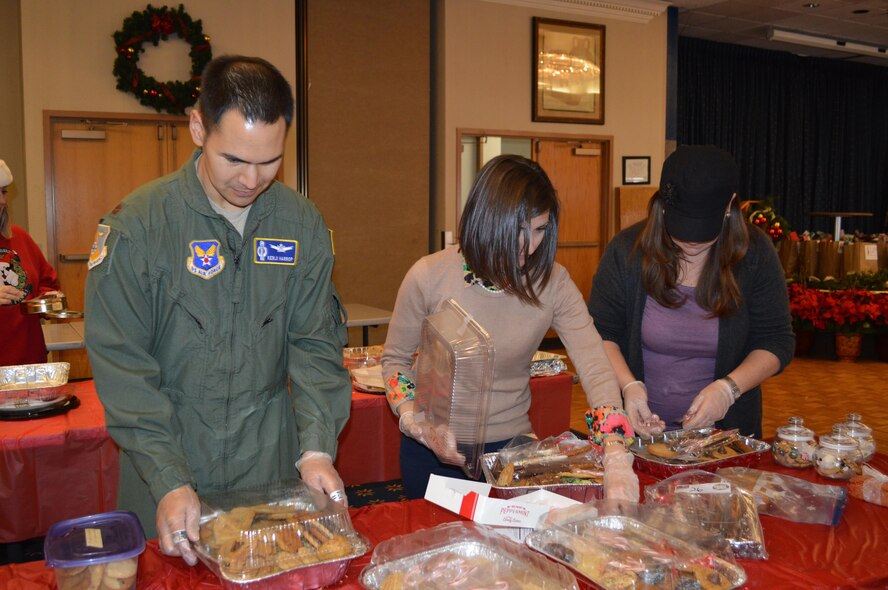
[187,240,225,279]
[87,224,111,270]
[253,238,298,265]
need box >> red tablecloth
[0,380,118,543]
[0,373,573,541]
[335,372,575,486]
[3,453,888,590]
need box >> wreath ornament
[113,4,212,115]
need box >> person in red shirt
[0,159,62,366]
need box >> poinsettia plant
[787,283,827,331]
[821,289,885,335]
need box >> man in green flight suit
[84,55,352,565]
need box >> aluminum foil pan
[22,295,67,315]
[360,539,578,589]
[526,516,747,590]
[530,351,567,377]
[480,452,604,502]
[630,427,770,478]
[0,362,71,410]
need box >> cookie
[646,442,678,458]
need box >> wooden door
[535,139,609,303]
[46,113,191,378]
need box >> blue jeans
[399,434,511,499]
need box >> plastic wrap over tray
[343,346,385,394]
[630,427,770,478]
[195,479,369,590]
[480,432,605,502]
[359,521,578,589]
[0,362,71,410]
[414,299,494,479]
[526,516,747,590]
[644,470,768,560]
[529,351,567,377]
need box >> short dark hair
[197,55,294,133]
[459,154,560,306]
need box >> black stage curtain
[677,37,888,236]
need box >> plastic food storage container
[44,510,145,590]
[772,416,817,468]
[526,515,746,590]
[0,362,71,410]
[840,413,876,462]
[414,298,494,479]
[195,479,369,590]
[815,426,862,480]
[360,521,578,589]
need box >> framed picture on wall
[532,17,605,125]
[622,156,651,185]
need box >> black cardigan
[588,223,795,438]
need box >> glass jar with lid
[772,416,816,468]
[814,425,862,480]
[840,413,875,462]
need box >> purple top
[641,284,719,428]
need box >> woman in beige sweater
[381,154,638,499]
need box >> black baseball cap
[660,145,739,242]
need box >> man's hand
[682,380,733,430]
[156,485,200,566]
[296,451,348,507]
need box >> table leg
[834,216,842,242]
[362,326,369,347]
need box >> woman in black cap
[588,145,794,438]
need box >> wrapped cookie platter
[629,427,770,478]
[195,479,369,590]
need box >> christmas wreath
[112,4,212,115]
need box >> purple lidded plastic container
[44,510,145,590]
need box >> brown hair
[459,155,560,306]
[634,191,749,316]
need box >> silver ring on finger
[170,529,188,545]
[329,489,344,503]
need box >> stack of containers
[415,299,494,479]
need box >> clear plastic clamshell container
[359,521,578,589]
[195,479,369,590]
[526,515,746,590]
[414,299,494,478]
[480,432,604,502]
[44,510,145,590]
[0,362,71,410]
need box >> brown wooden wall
[308,0,430,345]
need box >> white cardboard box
[424,474,579,541]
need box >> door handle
[59,253,90,262]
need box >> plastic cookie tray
[629,427,770,479]
[195,481,369,590]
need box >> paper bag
[799,241,819,279]
[777,241,799,277]
[816,242,842,280]
[842,242,879,277]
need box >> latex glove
[156,485,201,566]
[622,382,665,436]
[682,380,733,430]
[0,284,24,306]
[602,442,639,503]
[400,411,465,465]
[296,451,348,507]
